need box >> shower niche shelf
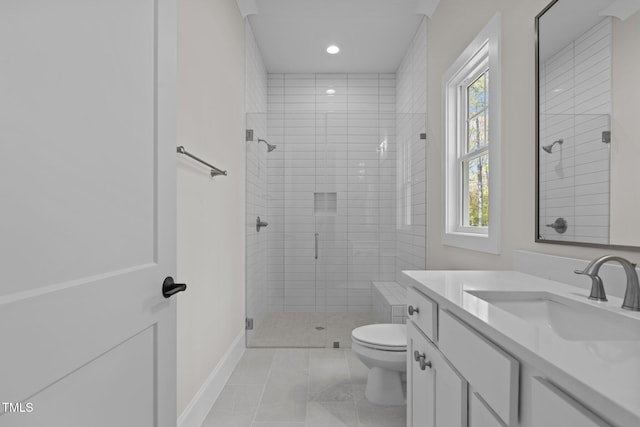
[314,192,337,216]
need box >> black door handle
[163,276,187,298]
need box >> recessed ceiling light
[326,45,340,54]
[326,89,336,95]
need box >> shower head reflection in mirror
[258,138,277,152]
[542,138,563,153]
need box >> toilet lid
[352,324,406,350]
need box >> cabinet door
[532,377,612,427]
[439,310,519,426]
[408,321,468,427]
[469,392,504,427]
[408,321,435,427]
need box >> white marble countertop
[403,270,640,426]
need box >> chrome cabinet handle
[413,350,431,370]
[315,233,319,260]
[408,305,419,315]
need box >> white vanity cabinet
[406,289,627,427]
[407,320,467,427]
[404,270,640,427]
[407,287,518,427]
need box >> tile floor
[202,348,406,427]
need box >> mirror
[536,0,640,249]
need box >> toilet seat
[352,324,406,351]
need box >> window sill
[441,230,500,254]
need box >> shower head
[258,138,277,152]
[542,139,563,153]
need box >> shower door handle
[315,233,319,260]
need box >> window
[442,14,501,253]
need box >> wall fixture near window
[442,13,501,254]
[535,0,640,249]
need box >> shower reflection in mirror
[537,3,612,244]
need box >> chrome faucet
[574,255,640,311]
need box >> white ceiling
[243,0,438,73]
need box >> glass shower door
[314,112,347,346]
[279,111,326,346]
[246,110,329,348]
[315,112,380,348]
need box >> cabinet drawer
[532,377,612,427]
[439,310,519,426]
[407,286,438,341]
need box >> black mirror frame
[534,0,640,251]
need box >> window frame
[441,14,501,254]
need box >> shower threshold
[247,311,374,348]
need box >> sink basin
[465,291,640,341]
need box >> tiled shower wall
[539,17,611,244]
[395,18,427,286]
[245,22,268,341]
[265,73,398,312]
[246,19,427,319]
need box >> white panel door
[0,0,177,426]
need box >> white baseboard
[177,330,245,427]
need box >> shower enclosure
[245,73,426,348]
[246,115,425,348]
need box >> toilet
[351,323,407,405]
